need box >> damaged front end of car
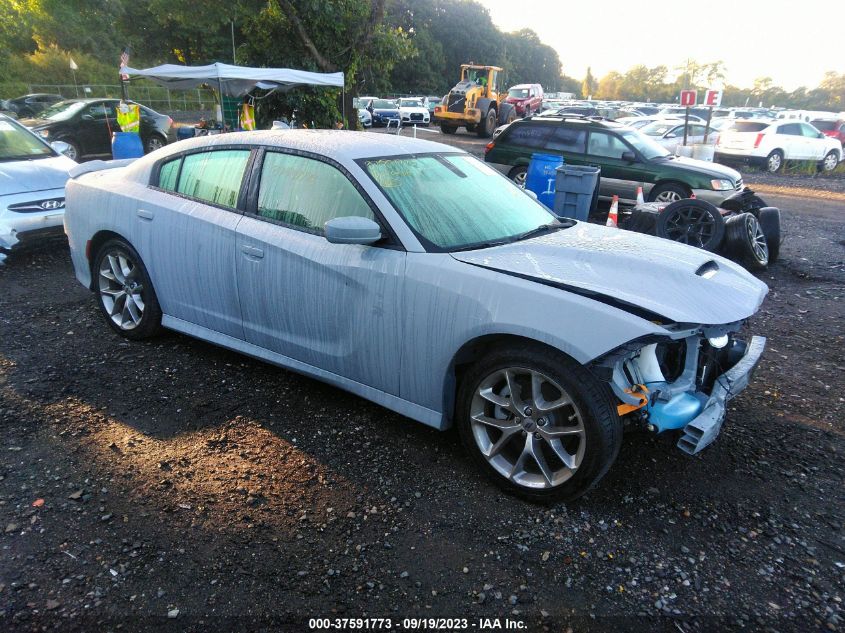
[592,324,766,455]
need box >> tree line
[2,0,841,124]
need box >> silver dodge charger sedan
[64,130,767,502]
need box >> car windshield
[37,100,87,121]
[811,120,836,131]
[509,88,530,98]
[363,153,557,251]
[618,128,671,159]
[399,99,422,107]
[372,99,395,109]
[640,121,677,137]
[0,118,54,161]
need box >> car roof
[158,130,460,161]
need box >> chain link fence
[1,83,215,113]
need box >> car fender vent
[695,260,719,278]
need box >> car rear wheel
[94,239,162,340]
[456,345,622,503]
[648,182,690,203]
[724,213,769,270]
[820,150,839,172]
[765,150,784,173]
[756,207,781,263]
[508,165,527,188]
[655,199,725,251]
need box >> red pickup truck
[504,84,544,116]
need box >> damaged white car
[63,131,767,502]
[0,113,76,253]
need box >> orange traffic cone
[636,186,645,206]
[606,195,619,227]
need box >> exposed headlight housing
[710,179,734,191]
[37,129,50,138]
[708,334,729,349]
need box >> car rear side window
[176,150,250,207]
[256,152,373,234]
[546,127,586,153]
[157,158,180,191]
[778,124,802,136]
[504,123,553,149]
[728,121,769,132]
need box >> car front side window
[587,131,630,159]
[256,152,374,234]
[176,150,251,207]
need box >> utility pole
[231,20,236,64]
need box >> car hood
[399,106,428,114]
[450,222,768,325]
[0,154,76,196]
[19,117,50,129]
[659,155,741,181]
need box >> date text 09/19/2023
[307,617,527,630]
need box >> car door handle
[240,245,264,259]
[137,209,154,221]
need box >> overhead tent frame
[122,62,346,129]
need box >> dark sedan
[365,99,400,127]
[21,99,172,161]
[0,93,64,118]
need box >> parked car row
[357,97,433,127]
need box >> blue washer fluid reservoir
[648,392,705,432]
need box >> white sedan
[398,98,430,127]
[639,120,718,153]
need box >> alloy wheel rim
[823,153,837,171]
[148,137,164,151]
[98,251,145,330]
[745,216,769,263]
[663,205,717,247]
[64,144,77,160]
[514,171,527,188]
[655,190,683,202]
[470,367,586,489]
[768,154,781,171]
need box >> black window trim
[148,144,257,214]
[245,146,403,251]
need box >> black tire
[456,343,622,503]
[765,149,784,173]
[440,123,457,135]
[466,124,477,133]
[648,182,691,203]
[508,165,527,188]
[719,191,767,214]
[93,239,162,340]
[57,137,81,162]
[724,213,769,270]
[144,133,167,154]
[756,207,781,263]
[498,103,516,125]
[655,199,725,251]
[478,108,497,138]
[820,150,840,172]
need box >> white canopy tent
[121,62,346,128]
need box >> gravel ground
[1,184,844,631]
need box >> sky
[480,0,843,90]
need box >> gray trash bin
[553,165,600,221]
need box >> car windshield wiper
[510,220,574,242]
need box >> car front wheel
[456,345,622,503]
[58,137,81,161]
[144,134,167,154]
[820,150,839,172]
[508,165,527,188]
[648,182,690,203]
[94,239,162,340]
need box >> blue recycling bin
[111,132,144,159]
[525,153,564,209]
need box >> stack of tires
[653,193,781,271]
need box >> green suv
[485,116,744,204]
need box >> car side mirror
[324,216,382,245]
[665,133,677,139]
[621,151,637,162]
[50,140,71,156]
